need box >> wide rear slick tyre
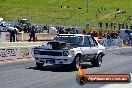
[70,55,81,70]
[91,54,102,67]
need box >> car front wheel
[36,62,44,69]
[70,55,81,70]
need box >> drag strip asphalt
[0,48,132,88]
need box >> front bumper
[33,55,75,65]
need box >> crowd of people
[7,25,36,42]
[98,22,132,30]
[86,30,119,39]
[2,22,132,46]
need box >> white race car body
[33,34,105,69]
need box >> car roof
[58,34,91,37]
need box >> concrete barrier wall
[0,32,56,42]
[16,33,56,41]
[0,47,33,61]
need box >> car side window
[82,36,90,47]
[92,37,98,46]
[89,37,98,46]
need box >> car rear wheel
[91,54,102,67]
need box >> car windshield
[53,35,83,45]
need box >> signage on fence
[0,48,17,57]
[0,47,32,60]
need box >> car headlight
[69,49,75,53]
[34,50,40,54]
[63,51,69,56]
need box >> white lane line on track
[101,73,132,88]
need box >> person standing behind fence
[106,30,111,47]
[122,22,125,29]
[8,27,18,42]
[72,28,78,34]
[29,26,36,42]
[99,22,103,29]
[114,23,116,30]
[106,22,108,30]
[13,27,18,42]
[126,23,129,29]
[98,30,104,39]
[118,23,121,30]
[110,23,113,30]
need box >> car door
[80,36,92,61]
[89,36,98,58]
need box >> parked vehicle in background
[12,18,31,32]
[33,34,105,70]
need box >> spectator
[106,30,111,39]
[118,23,121,30]
[126,23,129,29]
[82,30,86,34]
[29,26,36,42]
[106,22,108,30]
[72,28,78,34]
[89,31,93,37]
[110,23,113,29]
[99,22,102,29]
[111,31,118,39]
[98,30,104,39]
[114,23,116,30]
[122,22,125,29]
[43,25,47,30]
[106,30,111,47]
[92,31,98,37]
[8,27,18,42]
[67,28,71,34]
[58,27,64,34]
[87,31,91,35]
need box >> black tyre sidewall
[91,54,102,67]
[36,62,44,69]
[71,55,81,70]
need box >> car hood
[34,41,78,50]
